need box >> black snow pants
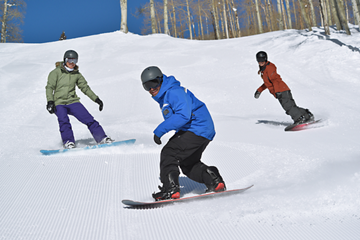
[277,90,308,121]
[159,131,212,185]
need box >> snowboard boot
[152,171,180,201]
[203,167,226,193]
[64,141,75,149]
[294,115,306,125]
[305,109,314,122]
[99,136,114,144]
[294,109,314,125]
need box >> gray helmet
[256,51,267,62]
[141,66,163,91]
[64,50,78,62]
[141,66,163,84]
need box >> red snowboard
[122,185,254,209]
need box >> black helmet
[141,66,163,91]
[64,50,78,62]
[256,51,267,62]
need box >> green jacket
[45,62,98,106]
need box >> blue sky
[23,0,148,43]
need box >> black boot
[202,167,226,193]
[152,171,180,201]
[305,109,314,122]
[294,115,306,125]
[294,109,314,125]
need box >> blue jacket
[152,75,215,140]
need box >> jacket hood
[55,61,79,72]
[152,74,180,103]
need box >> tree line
[2,0,358,43]
[121,0,360,39]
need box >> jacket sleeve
[154,88,192,138]
[45,69,57,102]
[76,74,98,102]
[257,83,267,93]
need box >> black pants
[160,131,211,185]
[277,90,307,121]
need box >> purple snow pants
[55,102,106,144]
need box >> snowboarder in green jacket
[45,50,112,149]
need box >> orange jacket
[257,61,290,98]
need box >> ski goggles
[143,77,162,91]
[66,58,78,64]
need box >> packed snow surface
[1,26,360,239]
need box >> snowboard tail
[122,185,254,209]
[40,139,136,155]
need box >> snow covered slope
[1,26,360,239]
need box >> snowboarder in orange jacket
[254,51,314,124]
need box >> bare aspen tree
[281,0,288,29]
[320,0,324,26]
[254,0,264,33]
[337,0,351,34]
[230,0,241,37]
[171,0,178,37]
[285,0,293,29]
[245,2,251,35]
[150,0,157,33]
[325,0,332,26]
[355,0,360,25]
[277,0,284,30]
[164,0,170,35]
[197,21,201,39]
[120,0,128,33]
[185,0,193,39]
[260,1,271,31]
[329,0,342,30]
[205,16,210,37]
[1,0,9,42]
[344,0,349,21]
[227,1,236,37]
[219,4,225,37]
[319,0,330,34]
[299,0,312,30]
[197,1,204,39]
[351,0,360,26]
[222,0,230,38]
[1,0,26,43]
[292,0,299,28]
[155,5,161,33]
[308,0,317,27]
[267,0,275,31]
[192,15,196,39]
[211,0,220,39]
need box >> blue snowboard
[40,139,136,156]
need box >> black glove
[254,90,261,99]
[46,101,56,114]
[95,98,103,111]
[154,134,162,145]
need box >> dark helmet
[63,50,78,62]
[256,51,267,62]
[141,66,163,84]
[141,66,163,91]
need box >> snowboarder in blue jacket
[141,66,226,201]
